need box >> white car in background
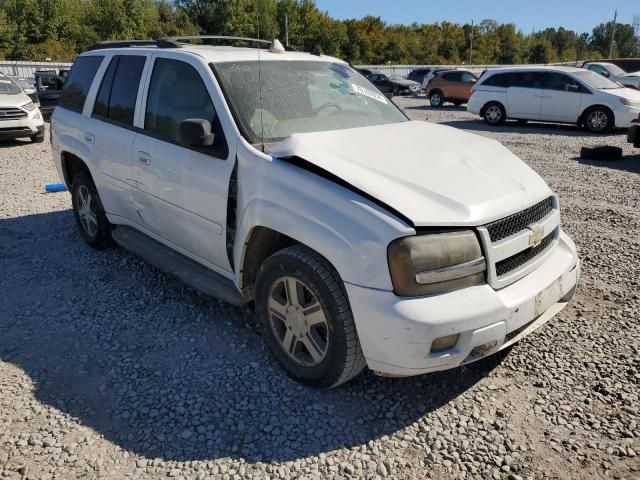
[468,66,640,133]
[582,62,640,90]
[0,72,45,142]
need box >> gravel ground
[1,100,639,480]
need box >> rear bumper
[347,230,579,377]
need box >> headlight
[388,231,486,296]
[619,98,640,109]
[21,102,36,112]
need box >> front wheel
[255,245,366,388]
[583,107,613,133]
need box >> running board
[111,226,247,306]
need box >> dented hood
[271,121,552,227]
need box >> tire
[31,133,45,143]
[255,245,366,388]
[483,101,506,125]
[582,106,614,133]
[392,87,399,97]
[580,145,623,161]
[70,172,113,249]
[430,90,444,108]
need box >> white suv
[0,72,45,143]
[52,37,580,388]
[468,66,640,133]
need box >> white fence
[1,60,583,80]
[0,61,72,79]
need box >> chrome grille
[485,196,554,242]
[0,108,27,121]
[495,234,554,277]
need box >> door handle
[137,151,151,165]
[84,133,95,144]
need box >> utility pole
[608,9,618,59]
[469,20,474,65]
[285,13,289,47]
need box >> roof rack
[87,39,181,51]
[87,36,298,52]
[160,35,298,51]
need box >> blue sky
[314,0,637,34]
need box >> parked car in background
[367,72,420,96]
[426,70,477,107]
[11,77,39,105]
[468,66,640,133]
[582,62,640,90]
[356,68,373,77]
[421,68,459,90]
[35,69,66,115]
[407,68,431,86]
[51,37,578,387]
[0,72,45,142]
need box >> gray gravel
[1,101,639,480]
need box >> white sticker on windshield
[351,83,388,104]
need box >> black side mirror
[178,119,215,147]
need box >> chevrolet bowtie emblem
[528,225,544,247]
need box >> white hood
[0,92,31,108]
[271,121,552,227]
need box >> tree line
[0,0,638,65]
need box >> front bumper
[347,230,580,377]
[615,108,640,128]
[0,113,45,140]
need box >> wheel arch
[579,104,615,127]
[60,151,93,188]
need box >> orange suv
[427,70,477,108]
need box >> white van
[52,37,579,387]
[468,66,640,133]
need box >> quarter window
[93,55,146,126]
[144,58,227,157]
[59,56,104,113]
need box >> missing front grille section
[485,196,554,242]
[496,234,554,277]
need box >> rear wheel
[483,101,506,125]
[430,90,444,108]
[71,172,113,249]
[255,245,366,388]
[583,106,613,133]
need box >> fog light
[431,334,460,353]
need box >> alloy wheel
[76,185,98,237]
[586,110,608,132]
[486,105,502,123]
[268,276,329,367]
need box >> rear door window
[59,56,104,113]
[93,55,146,126]
[442,72,462,82]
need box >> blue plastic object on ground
[44,183,67,193]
